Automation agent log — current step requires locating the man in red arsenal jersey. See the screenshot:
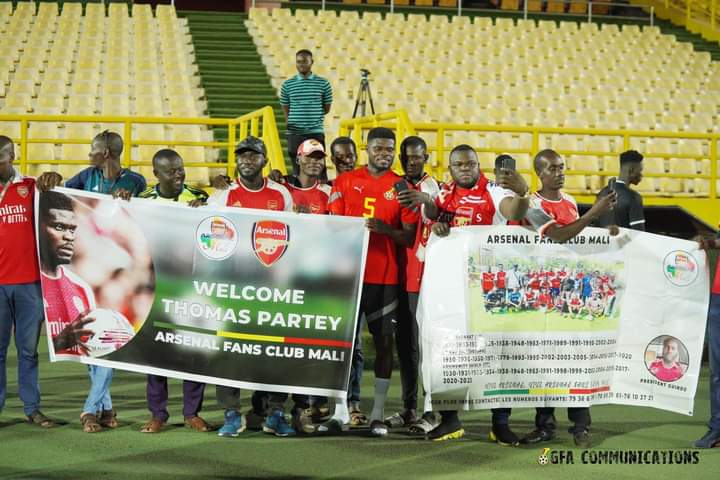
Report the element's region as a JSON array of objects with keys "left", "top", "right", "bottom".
[
  {"left": 324, "top": 127, "right": 418, "bottom": 437},
  {"left": 0, "top": 135, "right": 55, "bottom": 428},
  {"left": 281, "top": 139, "right": 331, "bottom": 214},
  {"left": 209, "top": 136, "right": 304, "bottom": 438},
  {"left": 388, "top": 136, "right": 441, "bottom": 433},
  {"left": 525, "top": 150, "right": 617, "bottom": 243},
  {"left": 481, "top": 269, "right": 495, "bottom": 293},
  {"left": 208, "top": 136, "right": 293, "bottom": 212},
  {"left": 521, "top": 149, "right": 617, "bottom": 449},
  {"left": 495, "top": 265, "right": 507, "bottom": 290},
  {"left": 400, "top": 144, "right": 529, "bottom": 445}
]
